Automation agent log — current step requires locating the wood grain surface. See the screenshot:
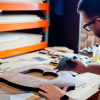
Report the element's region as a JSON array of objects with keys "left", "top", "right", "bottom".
[
  {"left": 0, "top": 64, "right": 75, "bottom": 92},
  {"left": 0, "top": 15, "right": 42, "bottom": 24}
]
